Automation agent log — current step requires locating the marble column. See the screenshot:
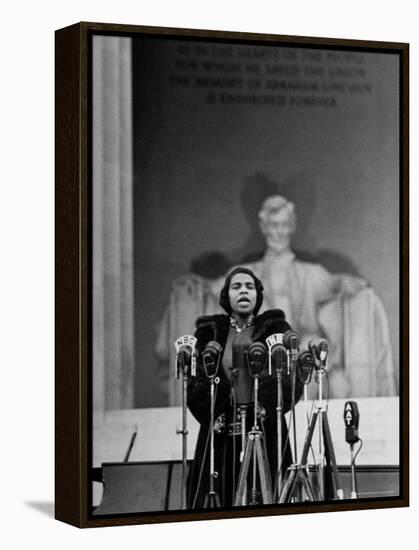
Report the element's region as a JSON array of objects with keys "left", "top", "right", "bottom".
[{"left": 92, "top": 36, "right": 134, "bottom": 415}]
